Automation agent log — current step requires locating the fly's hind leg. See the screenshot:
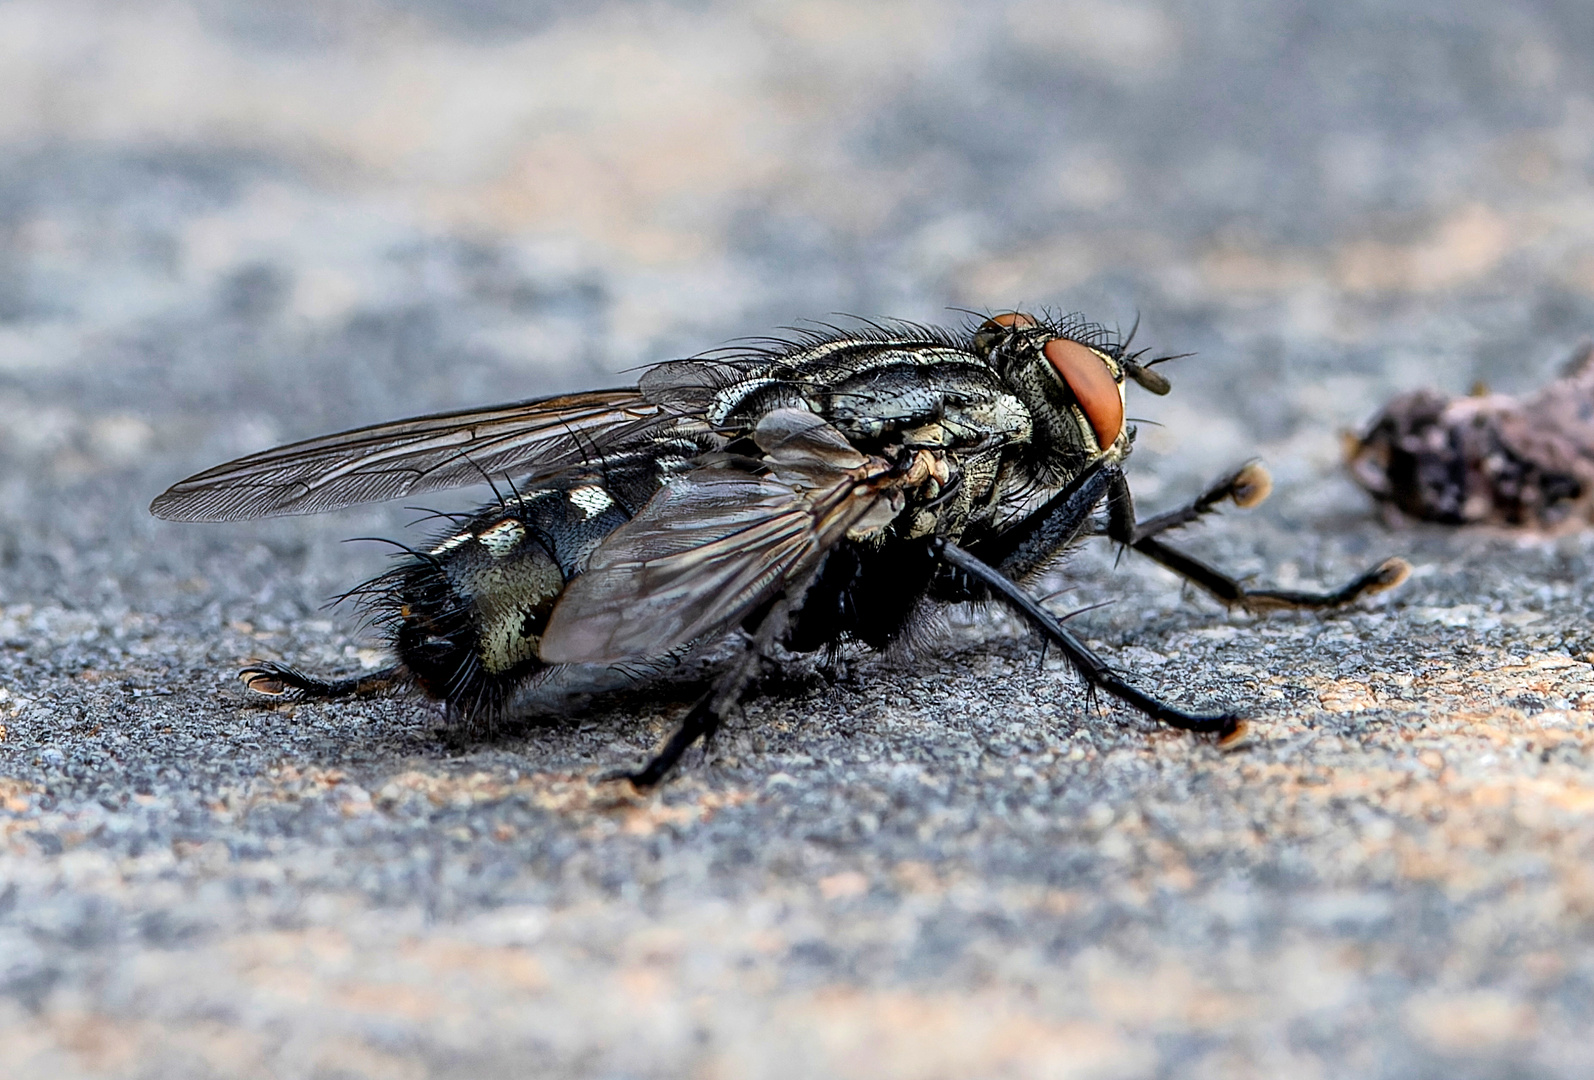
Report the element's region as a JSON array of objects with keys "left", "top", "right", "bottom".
[
  {"left": 240, "top": 660, "right": 406, "bottom": 700},
  {"left": 1106, "top": 465, "right": 1410, "bottom": 611}
]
